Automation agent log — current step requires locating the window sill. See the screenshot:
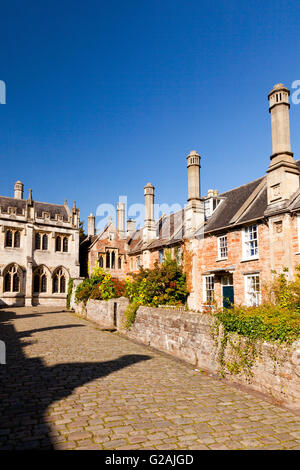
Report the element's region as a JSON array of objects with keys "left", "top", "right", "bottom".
[
  {"left": 241, "top": 257, "right": 259, "bottom": 263},
  {"left": 216, "top": 258, "right": 228, "bottom": 262},
  {"left": 295, "top": 252, "right": 300, "bottom": 255}
]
